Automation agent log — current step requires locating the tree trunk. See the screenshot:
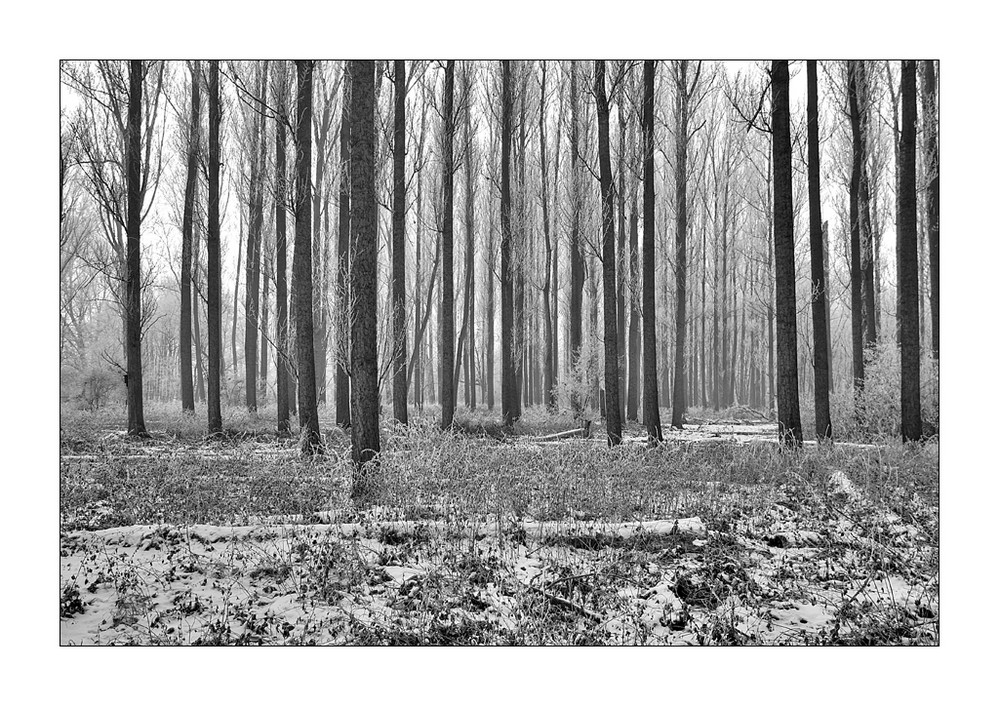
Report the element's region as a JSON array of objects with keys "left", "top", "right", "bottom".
[
  {"left": 501, "top": 61, "right": 517, "bottom": 427},
  {"left": 336, "top": 62, "right": 352, "bottom": 428},
  {"left": 671, "top": 62, "right": 689, "bottom": 430},
  {"left": 923, "top": 61, "right": 939, "bottom": 361},
  {"left": 595, "top": 61, "right": 622, "bottom": 446},
  {"left": 641, "top": 61, "right": 662, "bottom": 442},
  {"left": 179, "top": 61, "right": 200, "bottom": 413},
  {"left": 462, "top": 67, "right": 477, "bottom": 411},
  {"left": 898, "top": 61, "right": 923, "bottom": 442},
  {"left": 540, "top": 61, "right": 555, "bottom": 410},
  {"left": 807, "top": 61, "right": 833, "bottom": 440},
  {"left": 847, "top": 61, "right": 867, "bottom": 395},
  {"left": 770, "top": 60, "right": 803, "bottom": 446},
  {"left": 125, "top": 60, "right": 147, "bottom": 436},
  {"left": 568, "top": 62, "right": 585, "bottom": 415},
  {"left": 627, "top": 199, "right": 640, "bottom": 421},
  {"left": 391, "top": 60, "right": 408, "bottom": 423},
  {"left": 293, "top": 61, "right": 323, "bottom": 455},
  {"left": 275, "top": 62, "right": 290, "bottom": 433},
  {"left": 440, "top": 61, "right": 456, "bottom": 429},
  {"left": 348, "top": 60, "right": 381, "bottom": 492},
  {"left": 207, "top": 61, "right": 223, "bottom": 434}
]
